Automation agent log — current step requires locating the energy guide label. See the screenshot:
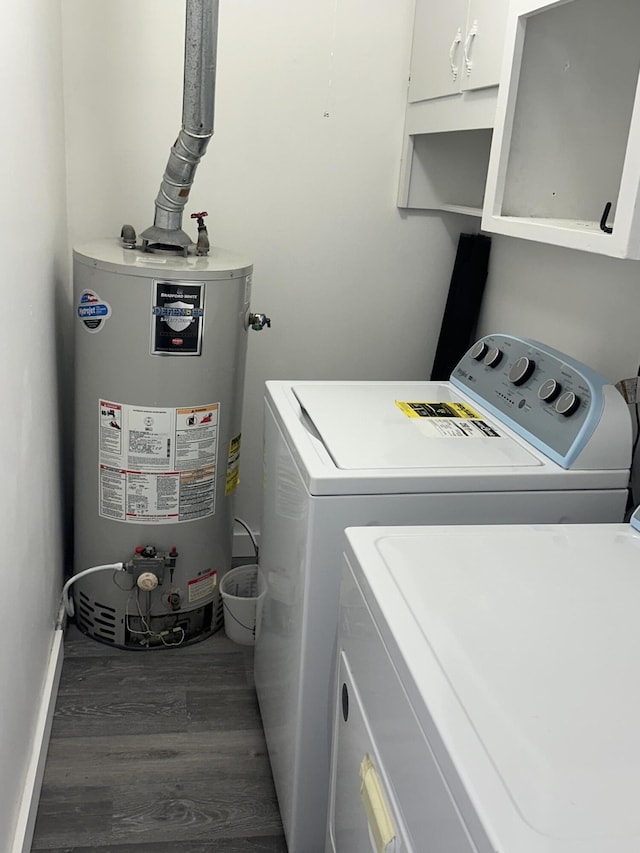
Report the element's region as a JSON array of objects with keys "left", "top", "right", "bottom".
[
  {"left": 98, "top": 399, "right": 220, "bottom": 523},
  {"left": 395, "top": 401, "right": 500, "bottom": 438}
]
